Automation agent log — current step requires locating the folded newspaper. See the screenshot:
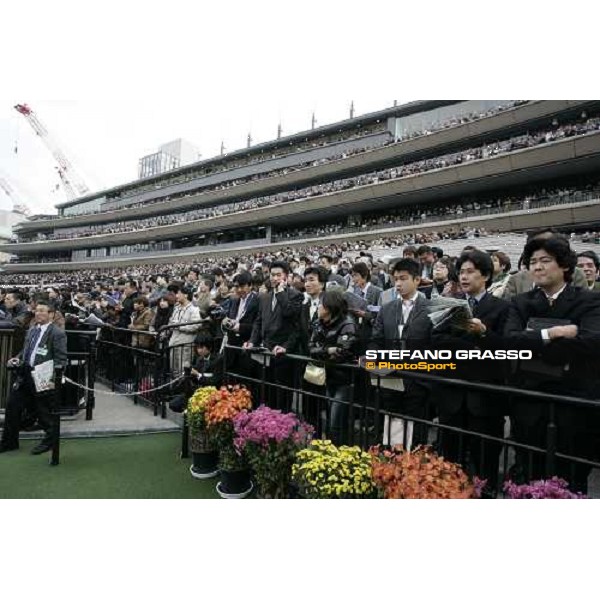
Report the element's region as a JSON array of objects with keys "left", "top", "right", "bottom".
[
  {"left": 426, "top": 297, "right": 473, "bottom": 332},
  {"left": 32, "top": 359, "right": 55, "bottom": 393}
]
